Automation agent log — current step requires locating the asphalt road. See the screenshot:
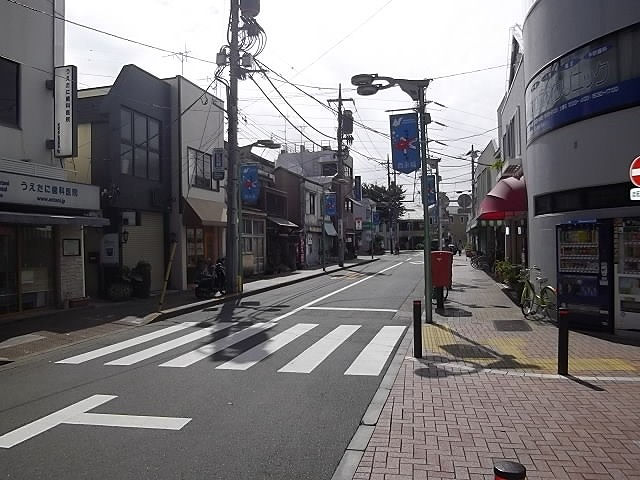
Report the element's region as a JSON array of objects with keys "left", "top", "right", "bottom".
[{"left": 0, "top": 253, "right": 426, "bottom": 480}]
